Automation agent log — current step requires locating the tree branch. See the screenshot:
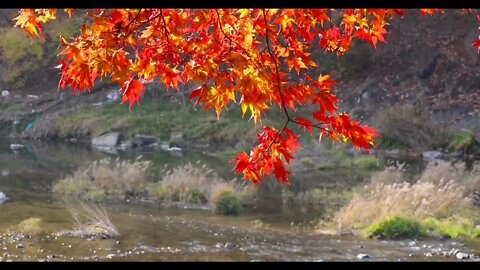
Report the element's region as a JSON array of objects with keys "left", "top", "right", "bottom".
[{"left": 262, "top": 9, "right": 292, "bottom": 121}]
